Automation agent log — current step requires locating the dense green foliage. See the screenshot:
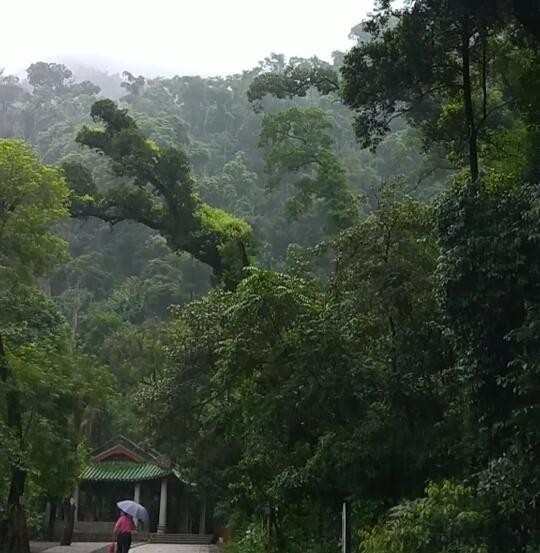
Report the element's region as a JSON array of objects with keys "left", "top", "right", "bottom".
[
  {"left": 69, "top": 99, "right": 252, "bottom": 288},
  {"left": 0, "top": 140, "right": 109, "bottom": 550},
  {"left": 3, "top": 1, "right": 540, "bottom": 552}
]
